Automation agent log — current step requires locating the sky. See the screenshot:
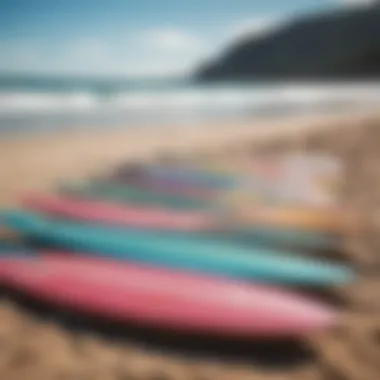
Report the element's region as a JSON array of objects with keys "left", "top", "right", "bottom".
[{"left": 0, "top": 0, "right": 376, "bottom": 77}]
